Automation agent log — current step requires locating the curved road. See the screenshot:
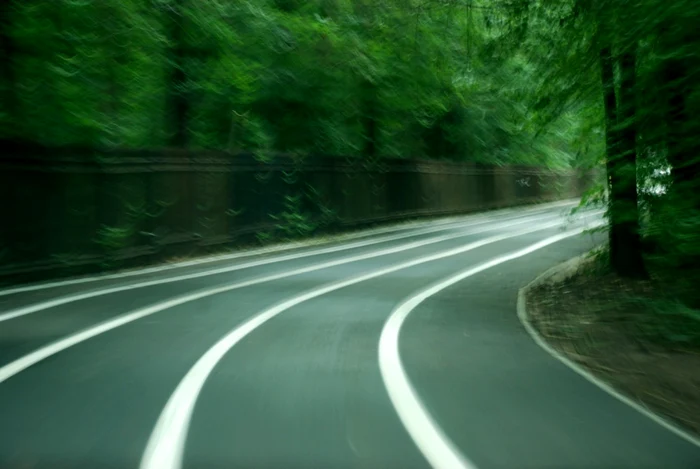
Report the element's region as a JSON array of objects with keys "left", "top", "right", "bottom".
[{"left": 0, "top": 201, "right": 698, "bottom": 469}]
